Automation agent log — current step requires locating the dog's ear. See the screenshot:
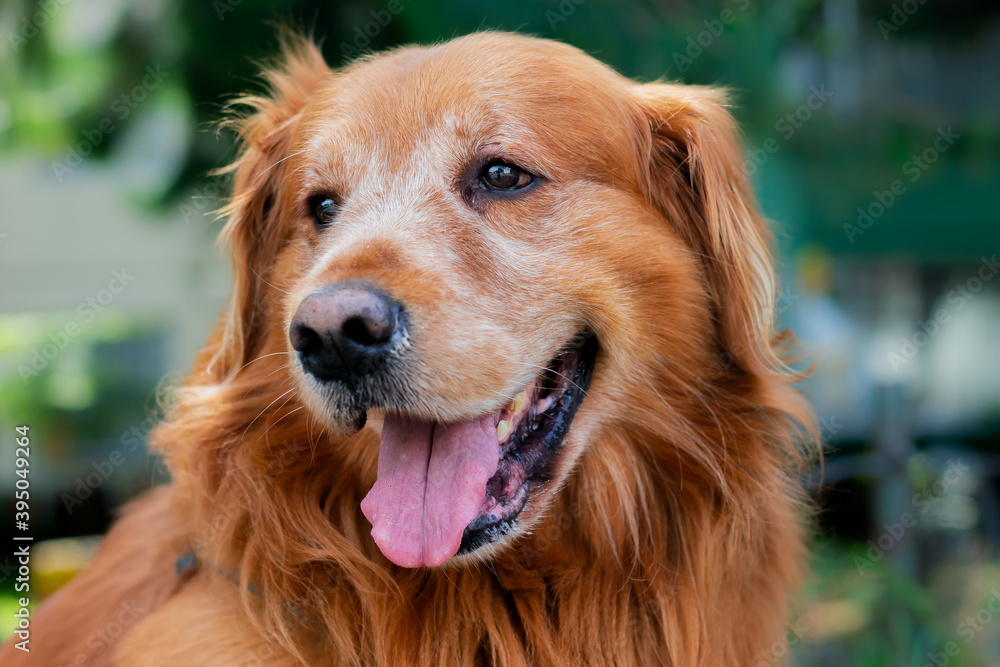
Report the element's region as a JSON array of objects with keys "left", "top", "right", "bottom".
[
  {"left": 632, "top": 83, "right": 779, "bottom": 372},
  {"left": 210, "top": 35, "right": 332, "bottom": 379}
]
